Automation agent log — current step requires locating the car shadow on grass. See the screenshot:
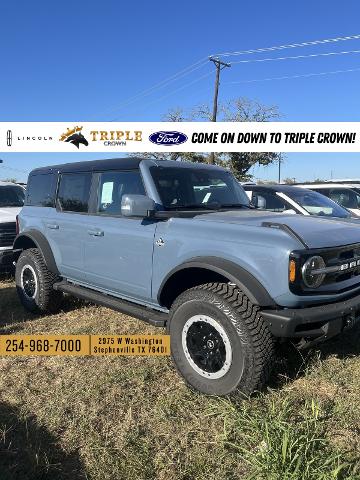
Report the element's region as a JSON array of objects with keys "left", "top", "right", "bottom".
[
  {"left": 0, "top": 283, "right": 87, "bottom": 332},
  {"left": 0, "top": 401, "right": 87, "bottom": 480},
  {"left": 270, "top": 323, "right": 360, "bottom": 389}
]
